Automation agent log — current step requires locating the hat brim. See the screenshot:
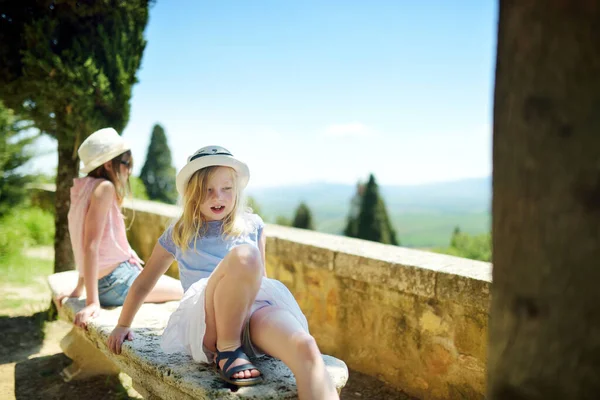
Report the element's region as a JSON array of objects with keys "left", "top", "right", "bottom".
[
  {"left": 176, "top": 155, "right": 250, "bottom": 195},
  {"left": 80, "top": 143, "right": 131, "bottom": 174}
]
